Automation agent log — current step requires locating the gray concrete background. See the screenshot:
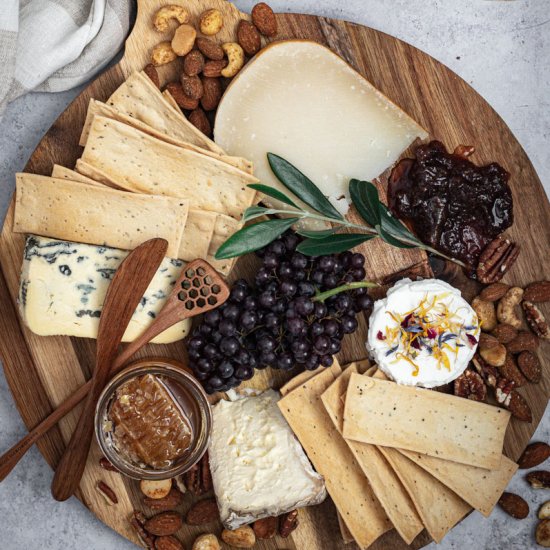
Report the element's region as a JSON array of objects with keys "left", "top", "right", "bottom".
[{"left": 0, "top": 1, "right": 548, "bottom": 548}]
